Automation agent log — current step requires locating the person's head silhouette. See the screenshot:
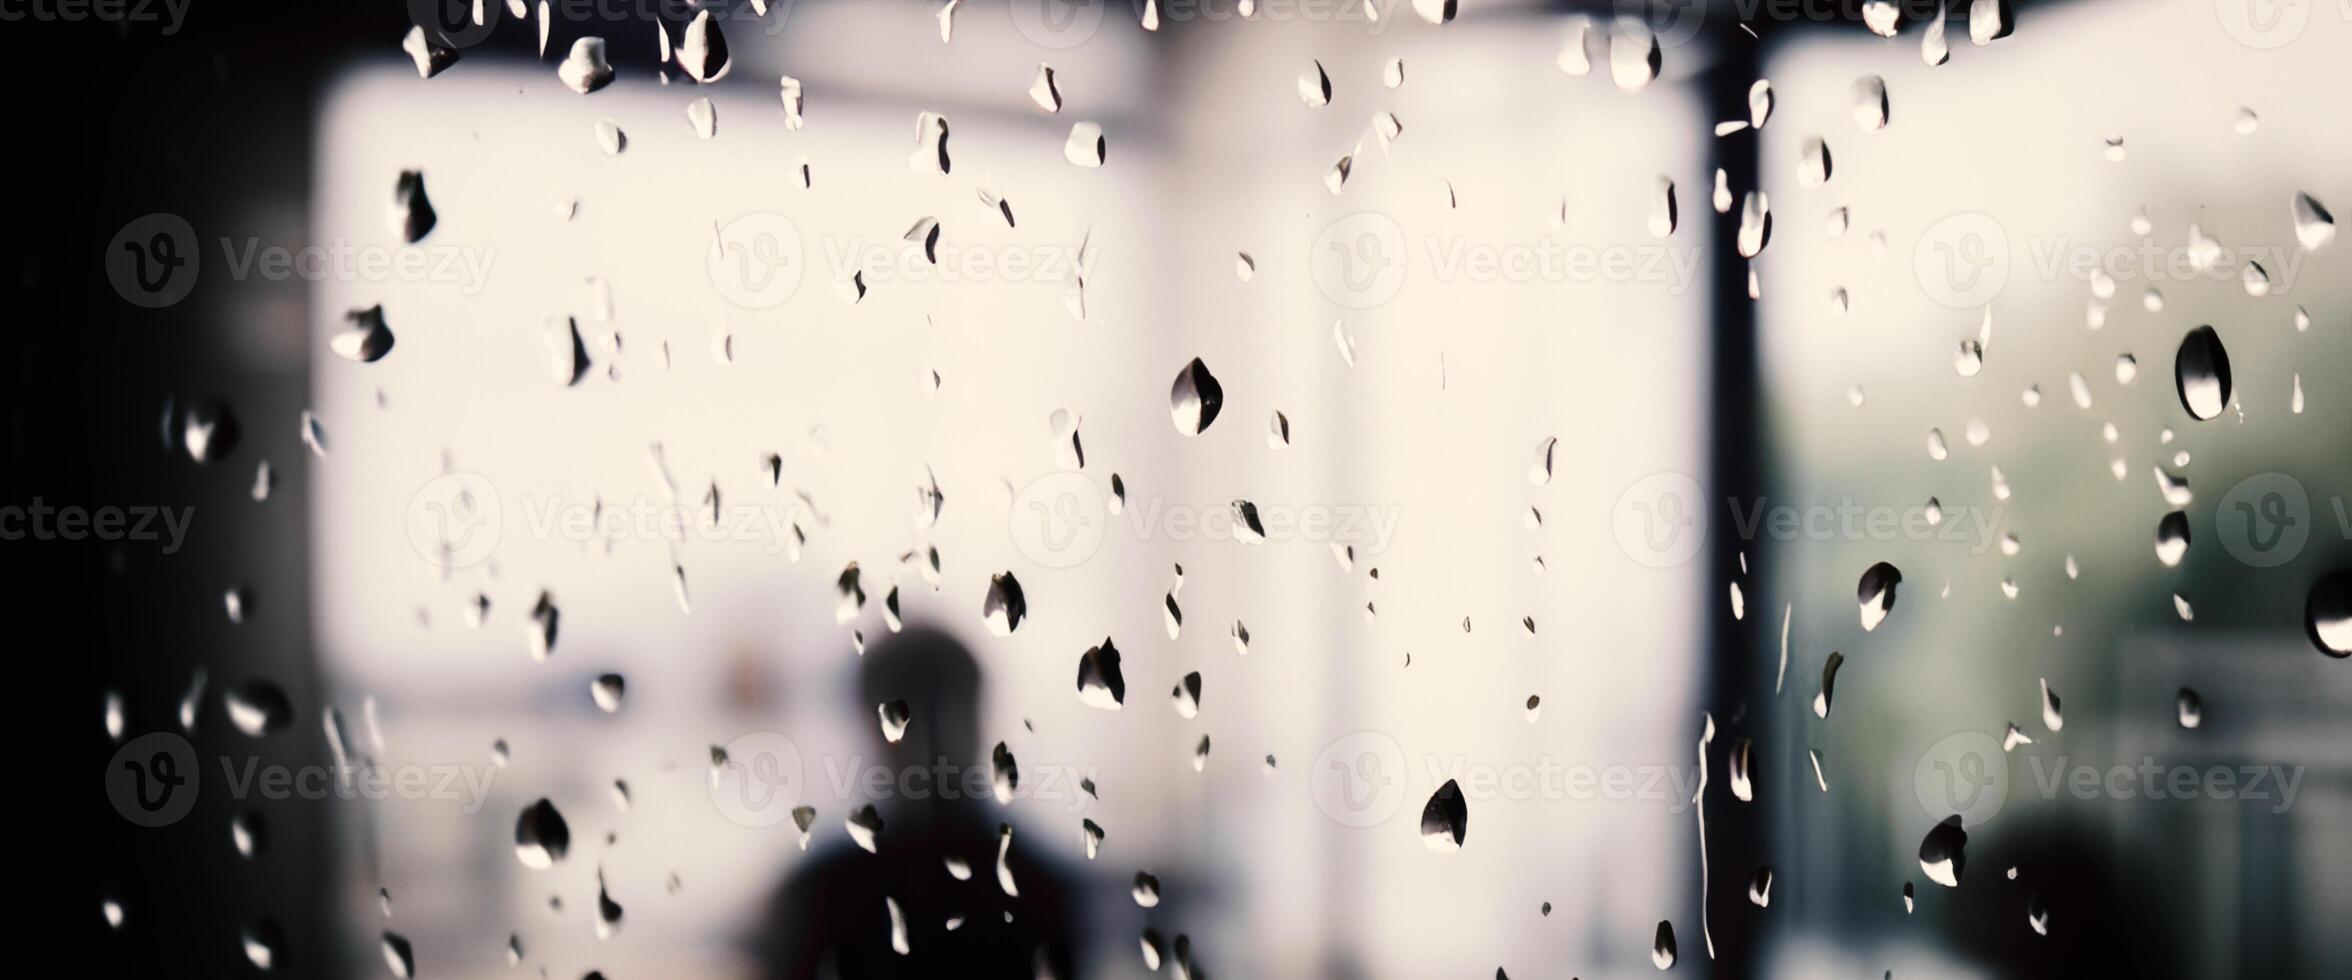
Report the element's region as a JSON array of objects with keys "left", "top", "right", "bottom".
[
  {"left": 759, "top": 625, "right": 1078, "bottom": 980},
  {"left": 857, "top": 625, "right": 982, "bottom": 776}
]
